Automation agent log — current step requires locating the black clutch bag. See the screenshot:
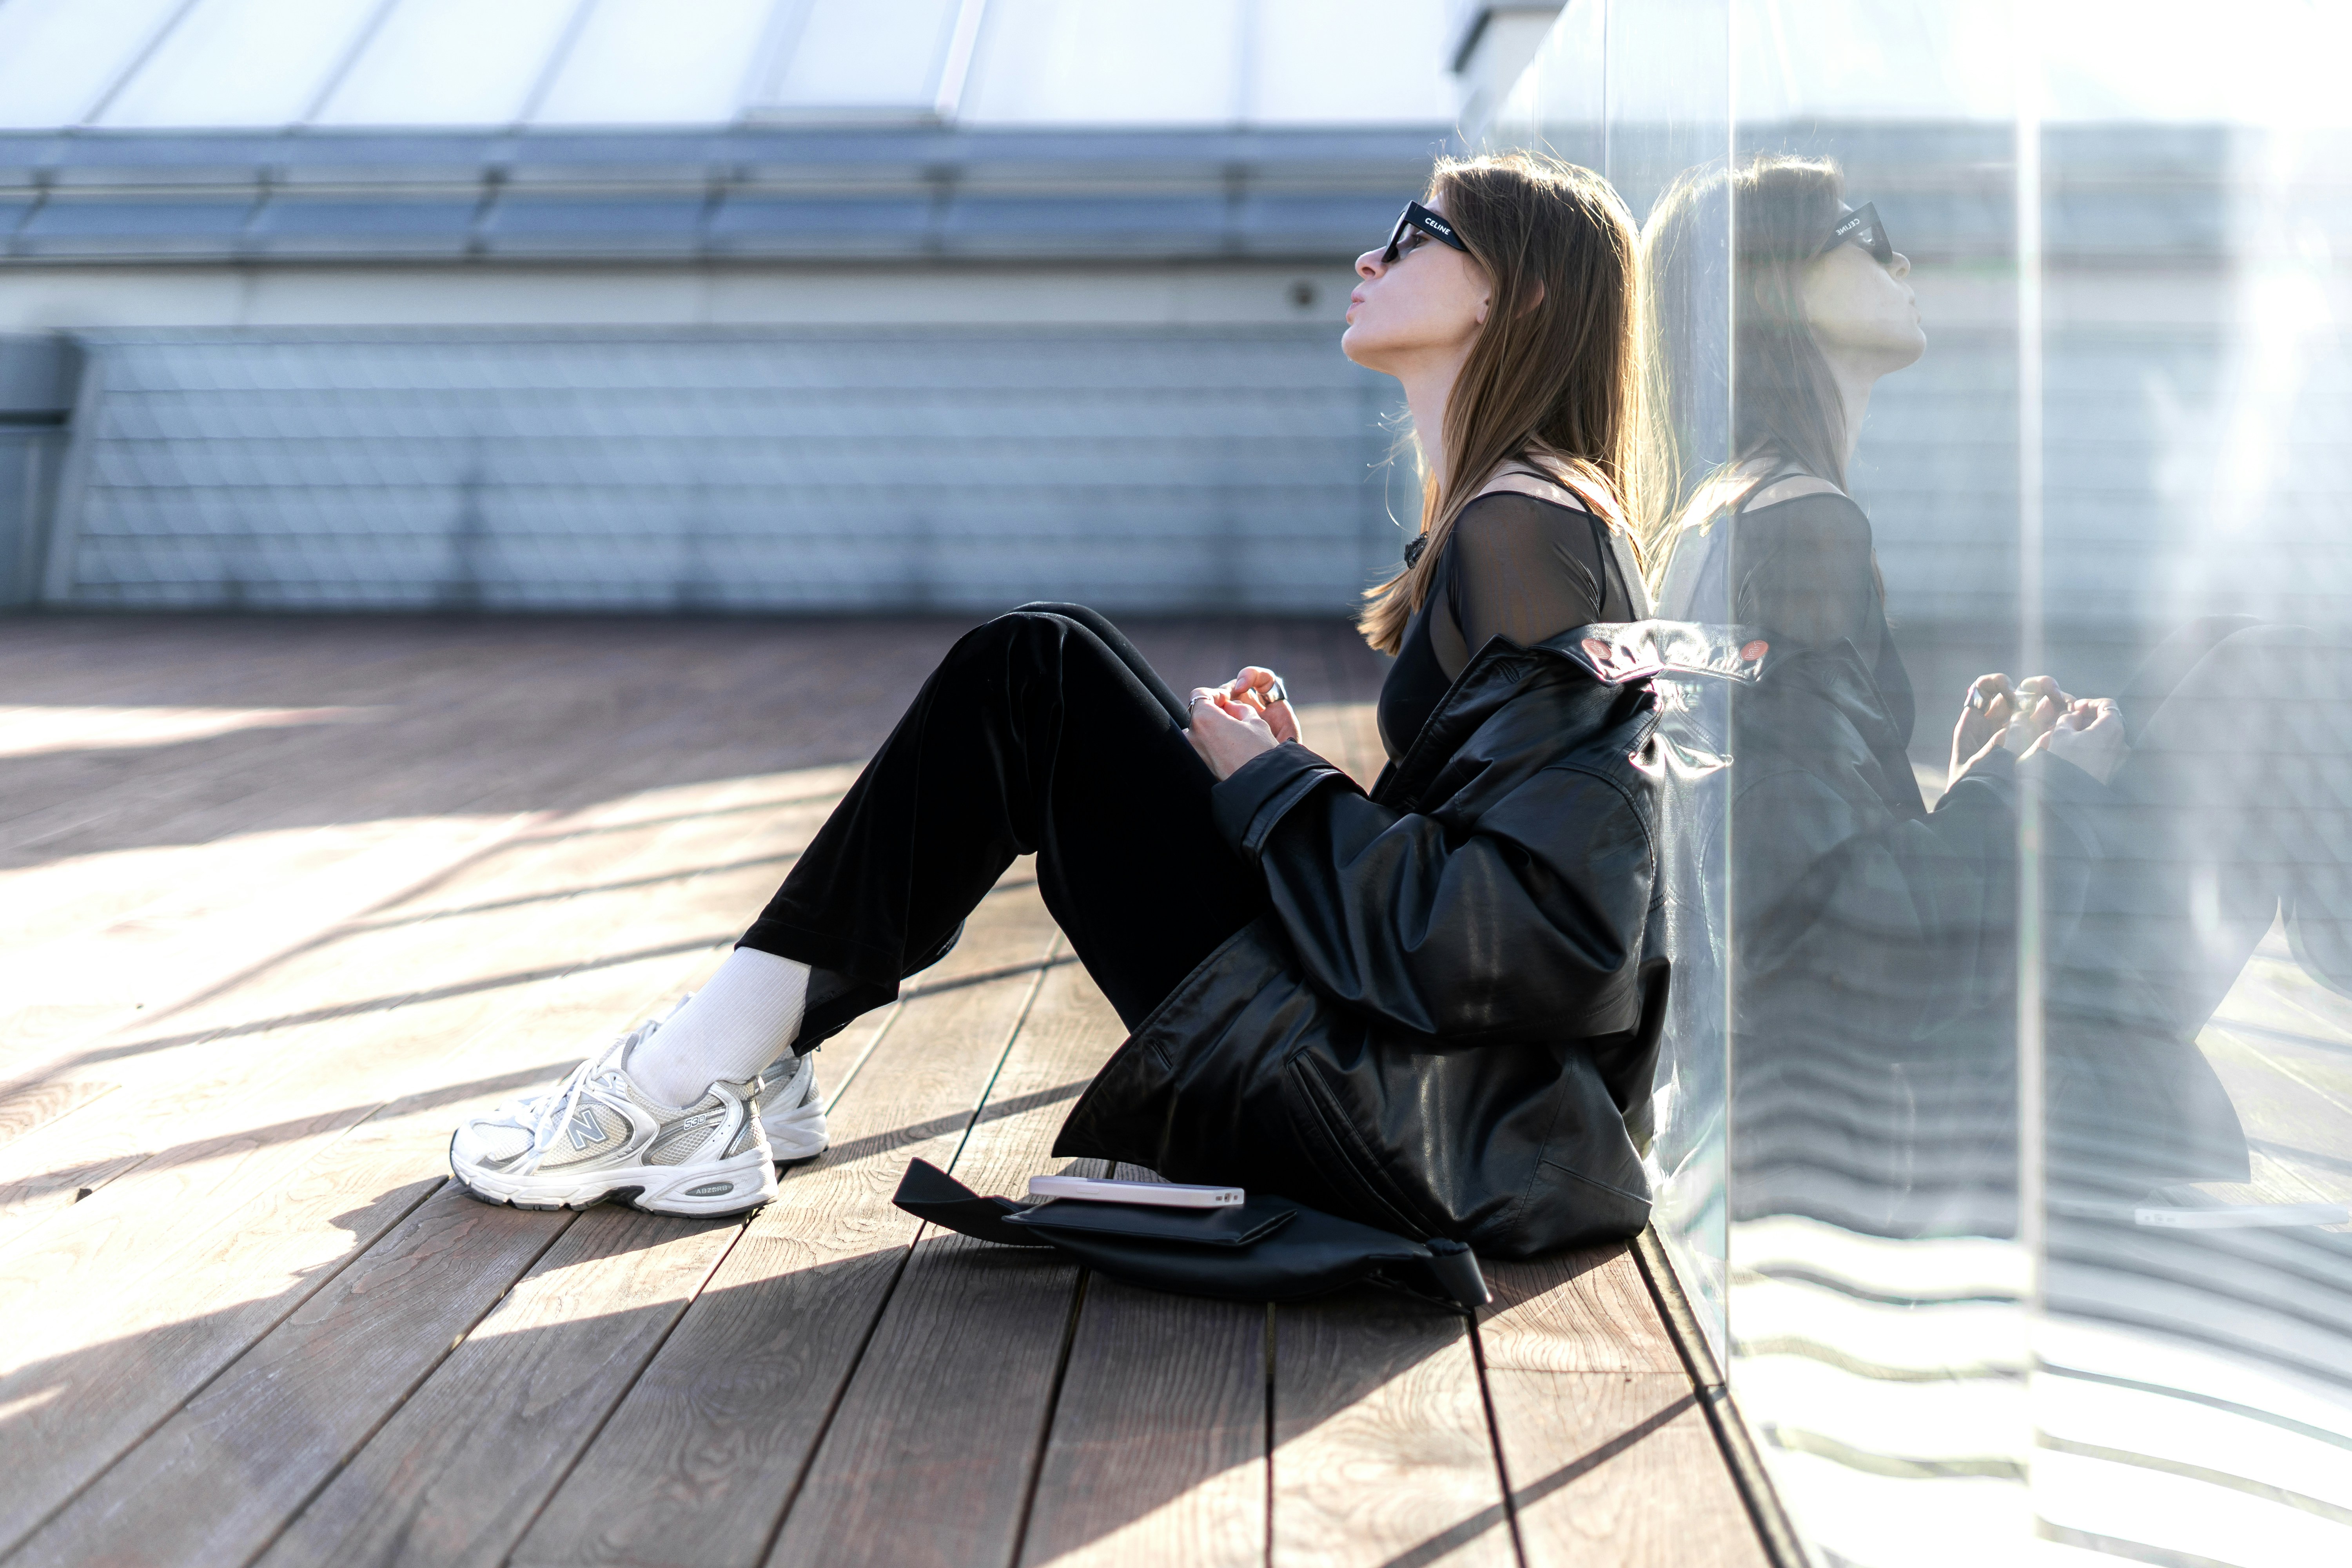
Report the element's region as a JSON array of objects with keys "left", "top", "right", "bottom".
[{"left": 891, "top": 1159, "right": 1490, "bottom": 1310}]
